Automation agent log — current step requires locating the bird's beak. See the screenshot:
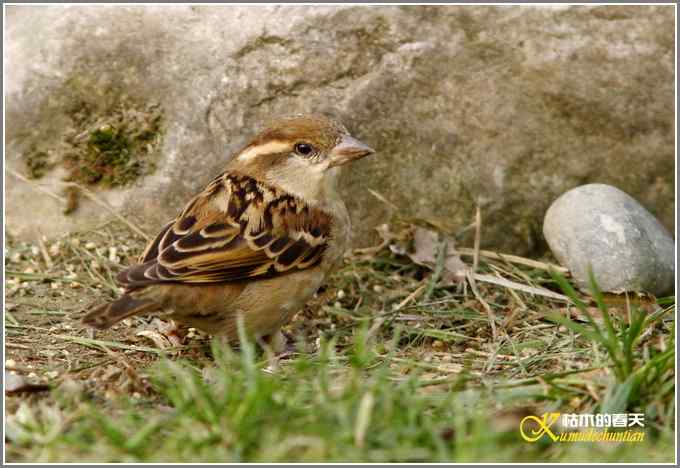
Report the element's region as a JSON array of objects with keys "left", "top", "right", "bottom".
[{"left": 328, "top": 134, "right": 375, "bottom": 168}]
